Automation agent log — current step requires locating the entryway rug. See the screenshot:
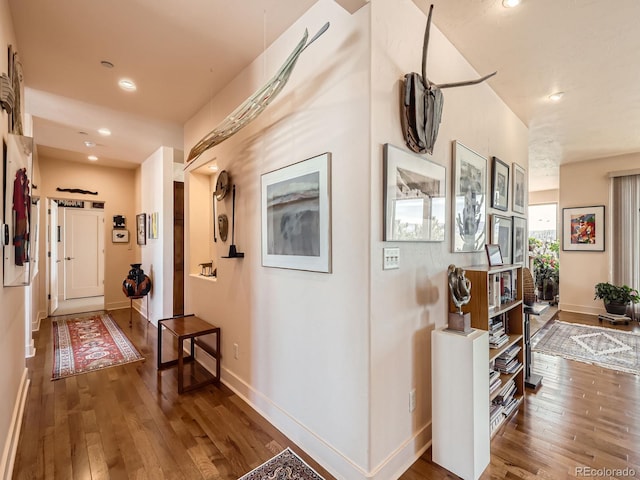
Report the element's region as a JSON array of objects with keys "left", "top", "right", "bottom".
[
  {"left": 533, "top": 320, "right": 640, "bottom": 375},
  {"left": 238, "top": 448, "right": 325, "bottom": 480},
  {"left": 52, "top": 313, "right": 143, "bottom": 380}
]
